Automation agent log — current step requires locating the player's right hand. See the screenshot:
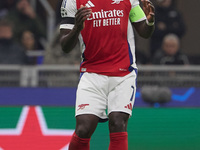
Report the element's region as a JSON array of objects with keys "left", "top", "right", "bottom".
[{"left": 74, "top": 5, "right": 92, "bottom": 32}]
